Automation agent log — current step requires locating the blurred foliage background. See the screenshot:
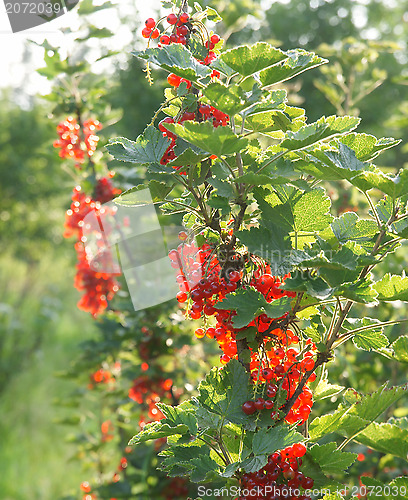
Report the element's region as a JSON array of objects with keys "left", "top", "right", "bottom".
[{"left": 1, "top": 0, "right": 407, "bottom": 498}]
